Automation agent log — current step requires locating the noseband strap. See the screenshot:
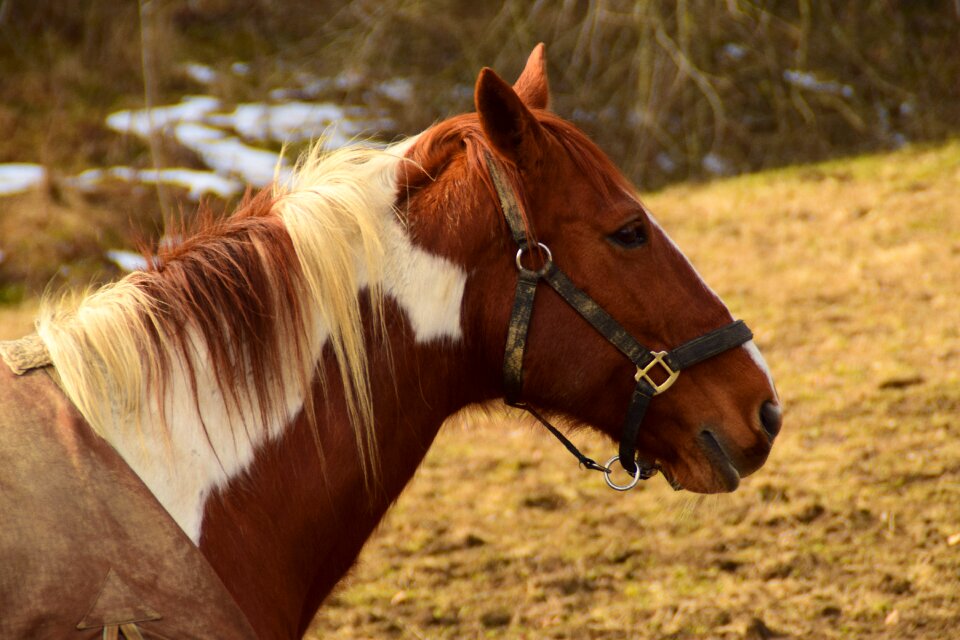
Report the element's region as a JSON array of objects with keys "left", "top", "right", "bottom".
[{"left": 485, "top": 151, "right": 754, "bottom": 480}]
